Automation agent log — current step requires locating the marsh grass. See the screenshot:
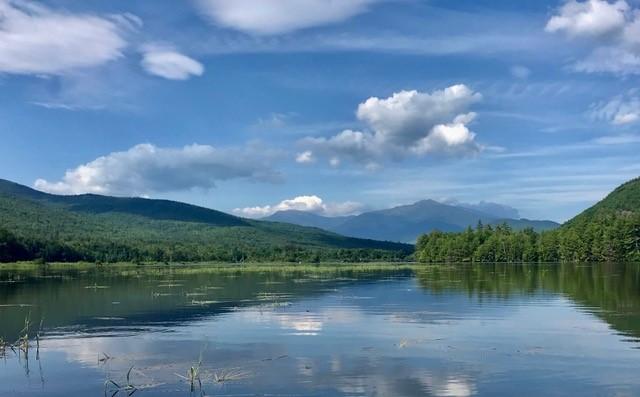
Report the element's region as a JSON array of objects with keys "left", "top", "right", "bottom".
[
  {"left": 104, "top": 366, "right": 138, "bottom": 397},
  {"left": 0, "top": 337, "right": 9, "bottom": 358},
  {"left": 175, "top": 348, "right": 205, "bottom": 393},
  {"left": 98, "top": 352, "right": 112, "bottom": 364},
  {"left": 16, "top": 313, "right": 32, "bottom": 355},
  {"left": 212, "top": 368, "right": 252, "bottom": 384},
  {"left": 0, "top": 261, "right": 418, "bottom": 276}
]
